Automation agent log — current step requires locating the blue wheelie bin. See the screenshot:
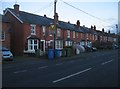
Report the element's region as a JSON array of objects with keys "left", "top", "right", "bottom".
[
  {"left": 48, "top": 49, "right": 54, "bottom": 60},
  {"left": 55, "top": 49, "right": 60, "bottom": 58}
]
